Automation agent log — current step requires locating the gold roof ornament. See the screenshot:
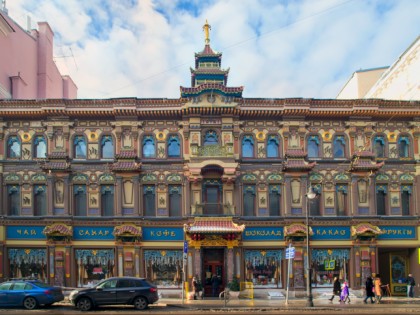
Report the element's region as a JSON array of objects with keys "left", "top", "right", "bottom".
[{"left": 203, "top": 19, "right": 211, "bottom": 45}]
